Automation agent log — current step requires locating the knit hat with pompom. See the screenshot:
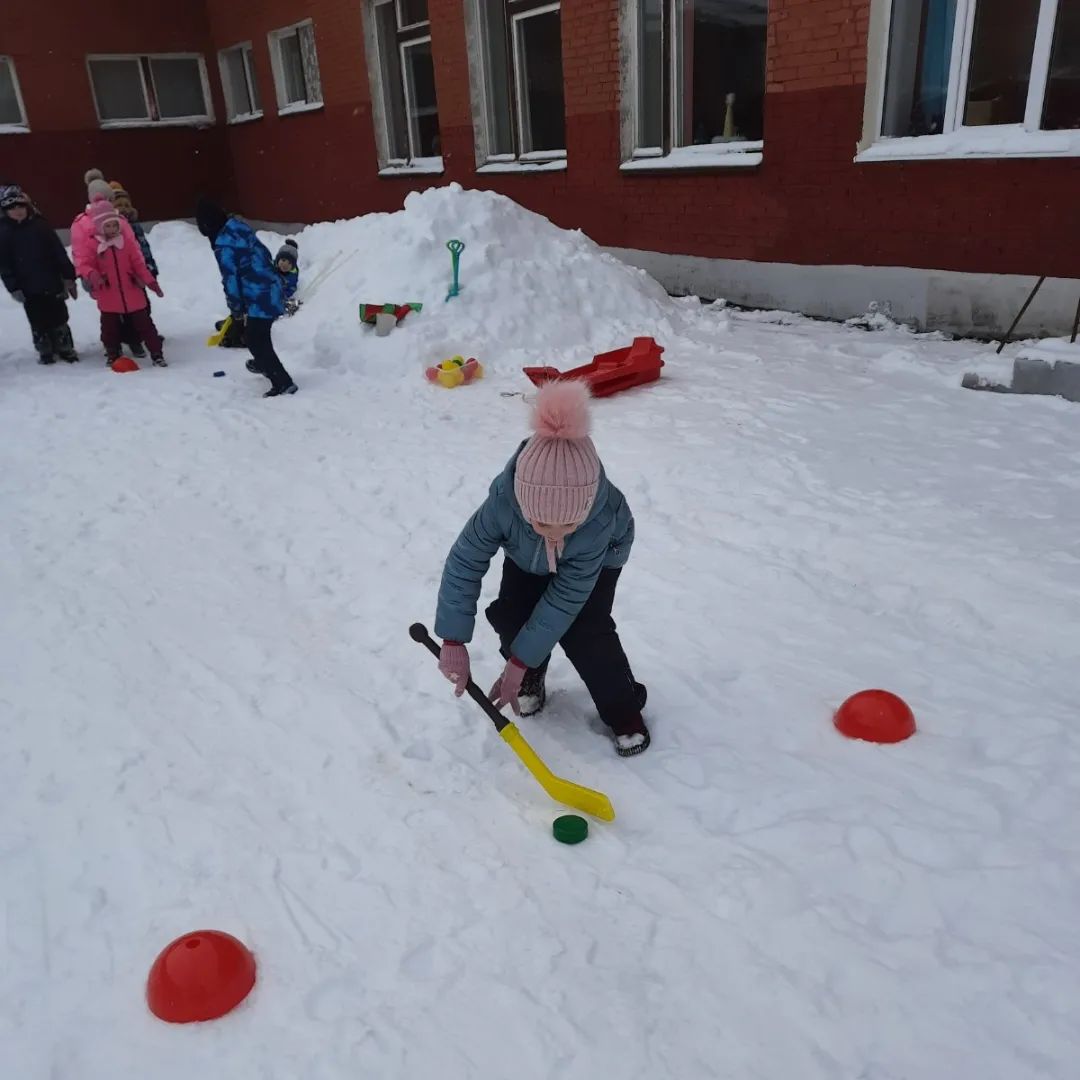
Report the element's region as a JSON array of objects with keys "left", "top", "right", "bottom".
[
  {"left": 89, "top": 192, "right": 121, "bottom": 237},
  {"left": 514, "top": 381, "right": 601, "bottom": 571},
  {"left": 85, "top": 168, "right": 114, "bottom": 204}
]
